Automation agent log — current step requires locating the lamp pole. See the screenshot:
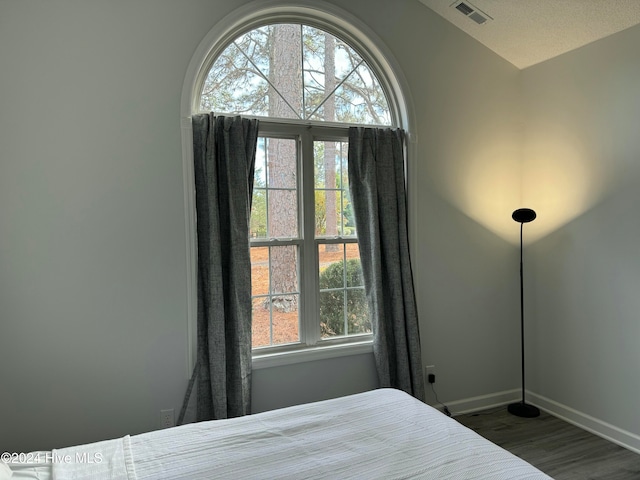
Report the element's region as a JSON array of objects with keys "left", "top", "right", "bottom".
[{"left": 508, "top": 208, "right": 540, "bottom": 418}]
